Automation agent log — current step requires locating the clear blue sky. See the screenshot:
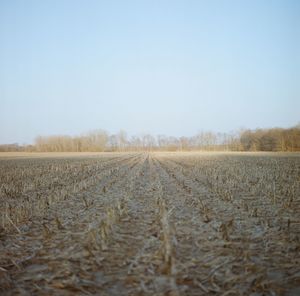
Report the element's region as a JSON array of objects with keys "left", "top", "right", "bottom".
[{"left": 0, "top": 0, "right": 299, "bottom": 144}]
